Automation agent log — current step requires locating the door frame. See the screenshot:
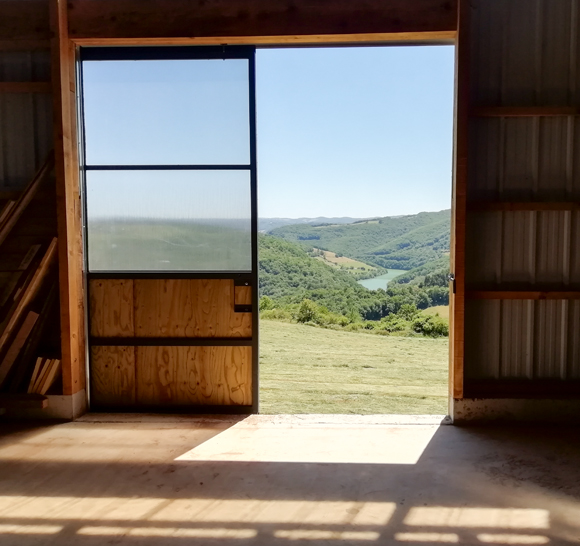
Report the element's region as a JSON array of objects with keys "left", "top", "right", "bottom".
[{"left": 51, "top": 0, "right": 464, "bottom": 414}]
